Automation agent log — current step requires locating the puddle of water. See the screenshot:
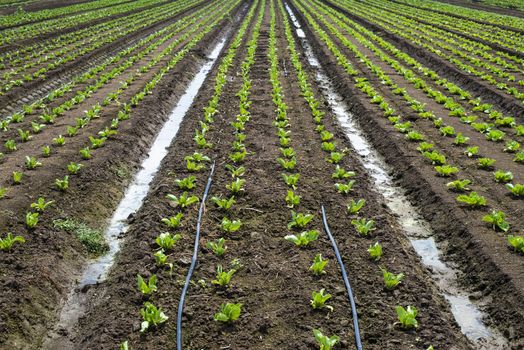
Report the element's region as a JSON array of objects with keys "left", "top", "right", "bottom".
[
  {"left": 285, "top": 3, "right": 508, "bottom": 348},
  {"left": 43, "top": 35, "right": 229, "bottom": 349}
]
